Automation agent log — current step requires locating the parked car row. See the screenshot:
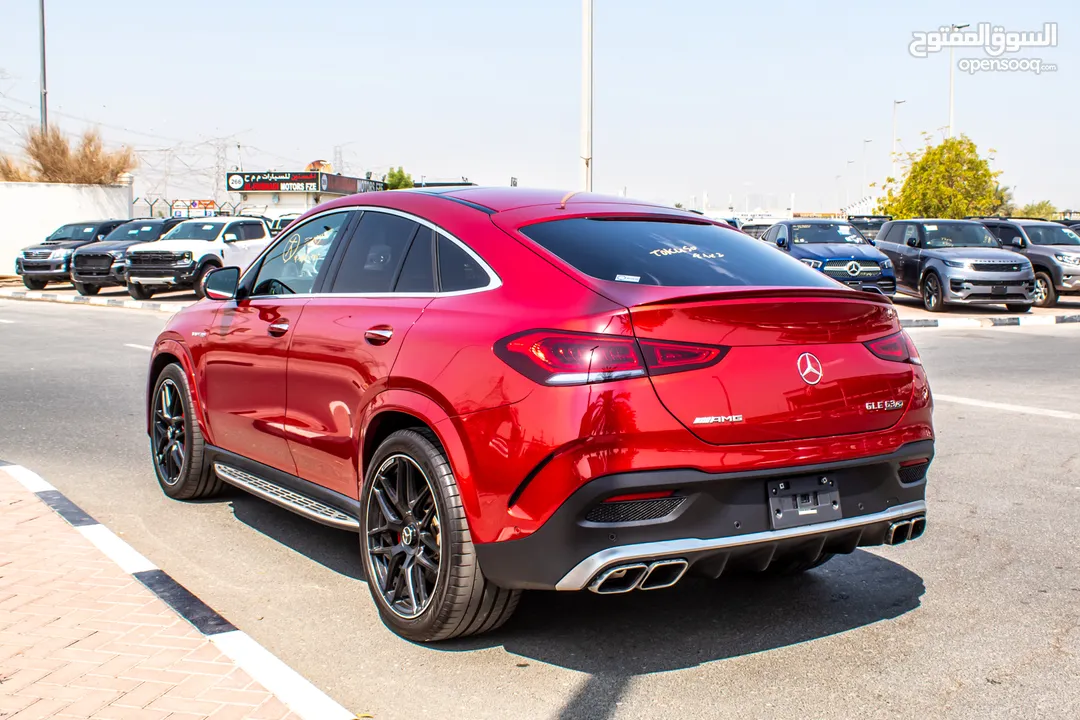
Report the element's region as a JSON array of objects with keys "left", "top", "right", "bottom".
[
  {"left": 15, "top": 216, "right": 274, "bottom": 299},
  {"left": 750, "top": 215, "right": 1080, "bottom": 311}
]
